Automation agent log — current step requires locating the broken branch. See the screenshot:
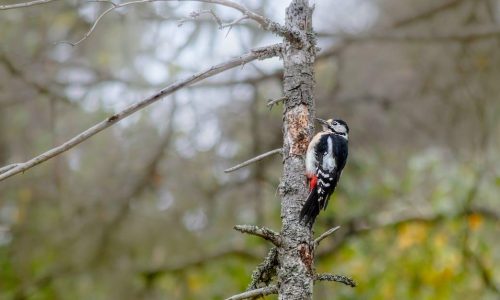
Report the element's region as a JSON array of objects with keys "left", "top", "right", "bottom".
[
  {"left": 315, "top": 273, "right": 356, "bottom": 288},
  {"left": 267, "top": 96, "right": 286, "bottom": 110},
  {"left": 314, "top": 226, "right": 340, "bottom": 247},
  {"left": 225, "top": 285, "right": 278, "bottom": 300},
  {"left": 234, "top": 225, "right": 281, "bottom": 247}
]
